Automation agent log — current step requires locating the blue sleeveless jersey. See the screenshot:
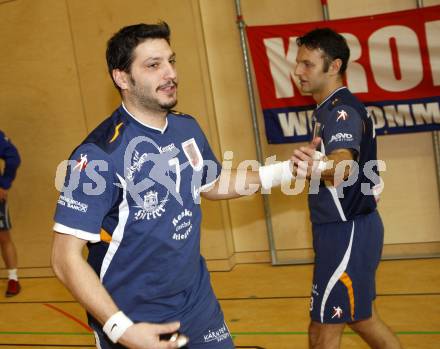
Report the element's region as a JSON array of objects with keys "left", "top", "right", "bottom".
[
  {"left": 53, "top": 105, "right": 221, "bottom": 325},
  {"left": 308, "top": 87, "right": 379, "bottom": 224}
]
